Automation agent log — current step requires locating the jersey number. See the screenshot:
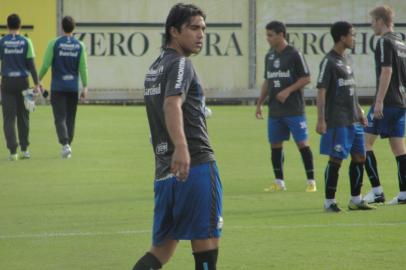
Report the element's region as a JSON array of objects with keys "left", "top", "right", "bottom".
[{"left": 273, "top": 80, "right": 281, "bottom": 88}]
